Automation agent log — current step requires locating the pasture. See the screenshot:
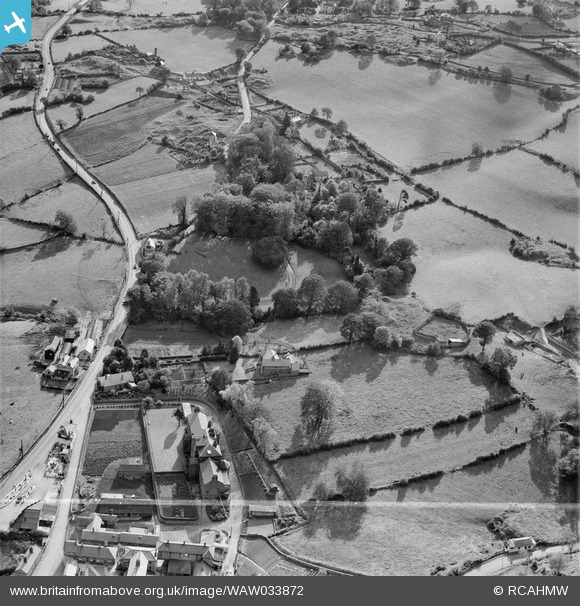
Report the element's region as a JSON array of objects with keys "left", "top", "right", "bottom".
[
  {"left": 31, "top": 16, "right": 60, "bottom": 40},
  {"left": 0, "top": 89, "right": 35, "bottom": 113},
  {"left": 168, "top": 233, "right": 346, "bottom": 306},
  {"left": 1, "top": 179, "right": 121, "bottom": 242},
  {"left": 112, "top": 163, "right": 222, "bottom": 233},
  {"left": 526, "top": 110, "right": 580, "bottom": 169},
  {"left": 51, "top": 34, "right": 114, "bottom": 63},
  {"left": 104, "top": 26, "right": 251, "bottom": 73},
  {"left": 101, "top": 0, "right": 208, "bottom": 13},
  {"left": 0, "top": 238, "right": 125, "bottom": 315},
  {"left": 254, "top": 345, "right": 513, "bottom": 457},
  {"left": 251, "top": 44, "right": 576, "bottom": 169},
  {"left": 0, "top": 113, "right": 71, "bottom": 207},
  {"left": 376, "top": 202, "right": 578, "bottom": 325},
  {"left": 48, "top": 75, "right": 158, "bottom": 126},
  {"left": 422, "top": 149, "right": 579, "bottom": 245},
  {"left": 0, "top": 321, "right": 62, "bottom": 476},
  {"left": 0, "top": 219, "right": 56, "bottom": 249},
  {"left": 482, "top": 14, "right": 567, "bottom": 37},
  {"left": 460, "top": 44, "right": 576, "bottom": 84},
  {"left": 63, "top": 94, "right": 183, "bottom": 166}
]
